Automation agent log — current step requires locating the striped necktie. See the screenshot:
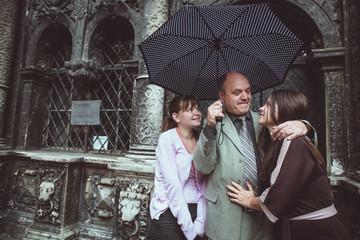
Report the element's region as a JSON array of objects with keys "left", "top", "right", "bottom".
[{"left": 238, "top": 116, "right": 258, "bottom": 195}]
